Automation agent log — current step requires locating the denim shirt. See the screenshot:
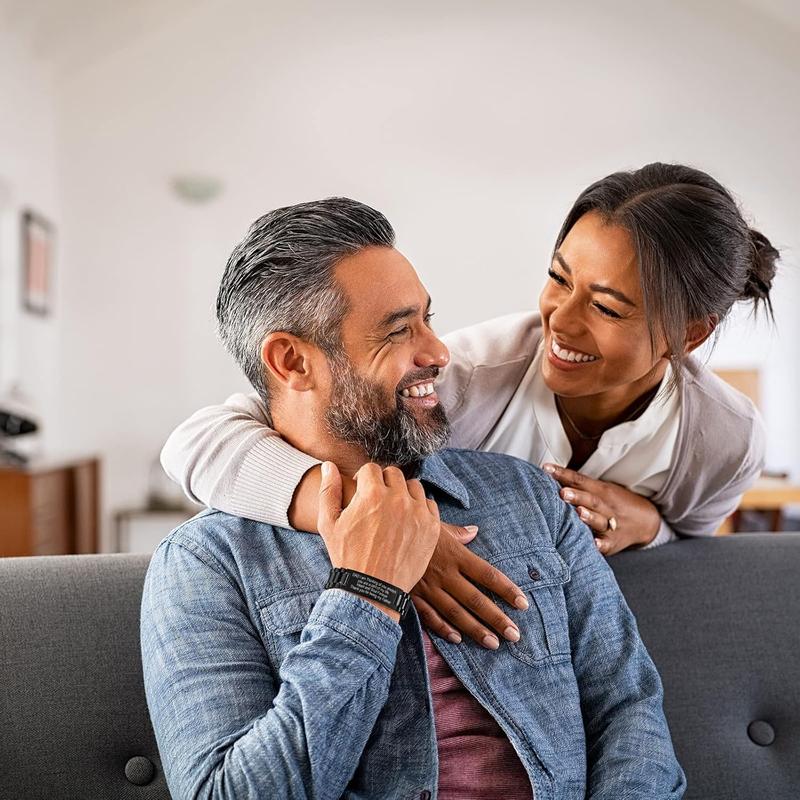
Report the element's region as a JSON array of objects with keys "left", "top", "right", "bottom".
[{"left": 141, "top": 449, "right": 686, "bottom": 800}]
